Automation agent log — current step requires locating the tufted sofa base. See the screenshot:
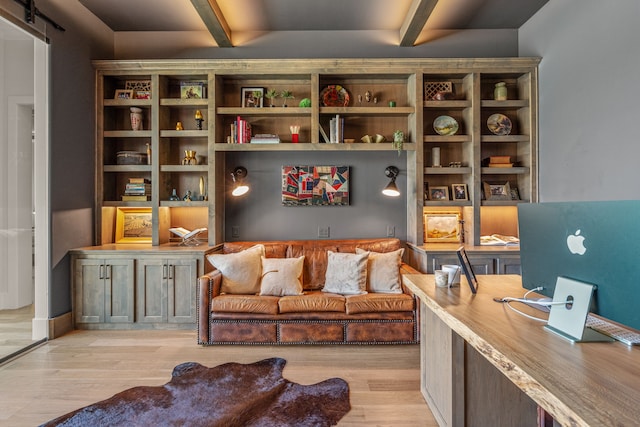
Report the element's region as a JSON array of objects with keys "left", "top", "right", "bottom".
[{"left": 197, "top": 238, "right": 420, "bottom": 345}]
